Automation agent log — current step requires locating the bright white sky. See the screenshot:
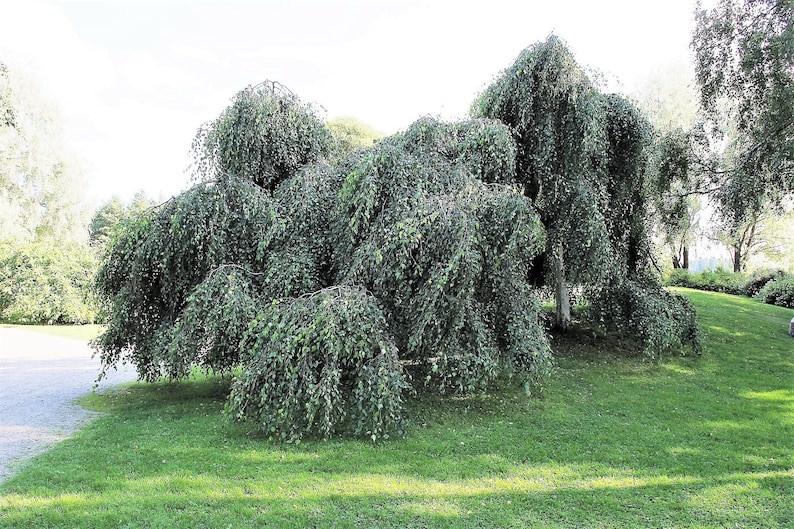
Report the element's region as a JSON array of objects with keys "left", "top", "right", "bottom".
[{"left": 0, "top": 0, "right": 699, "bottom": 204}]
